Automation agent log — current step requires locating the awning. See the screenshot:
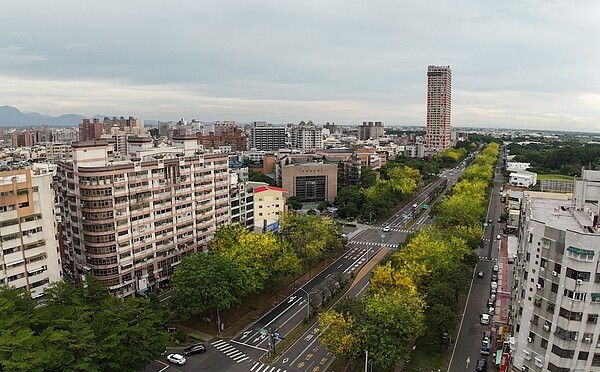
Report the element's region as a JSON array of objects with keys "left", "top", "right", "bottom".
[
  {"left": 592, "top": 293, "right": 600, "bottom": 302},
  {"left": 495, "top": 350, "right": 502, "bottom": 365},
  {"left": 567, "top": 246, "right": 595, "bottom": 256}
]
